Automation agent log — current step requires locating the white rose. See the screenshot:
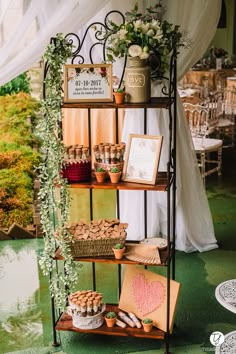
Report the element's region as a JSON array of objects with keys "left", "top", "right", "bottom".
[{"left": 128, "top": 44, "right": 143, "bottom": 57}]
